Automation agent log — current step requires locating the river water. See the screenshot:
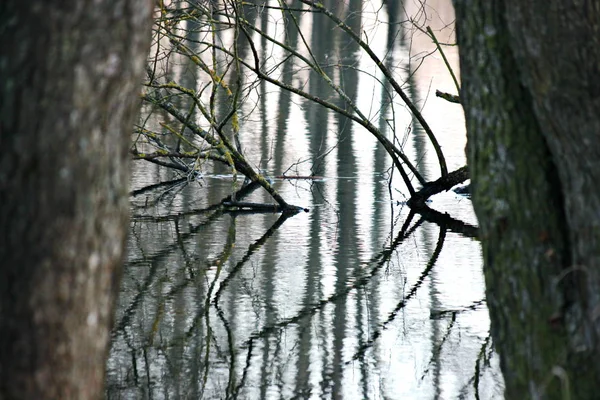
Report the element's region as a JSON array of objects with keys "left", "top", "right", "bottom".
[{"left": 106, "top": 1, "right": 504, "bottom": 398}]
